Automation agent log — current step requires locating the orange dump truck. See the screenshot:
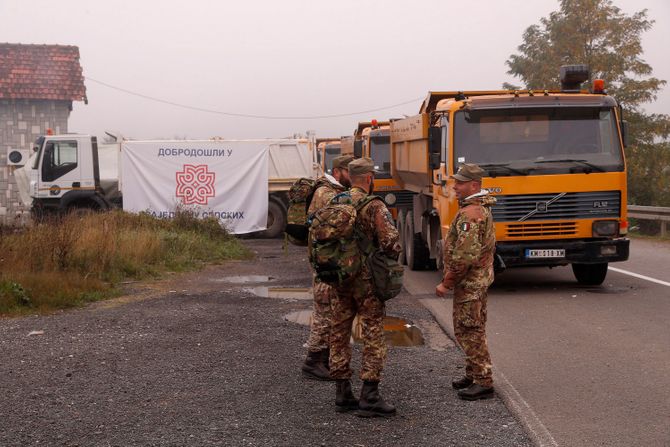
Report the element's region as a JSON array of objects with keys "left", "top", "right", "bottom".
[
  {"left": 390, "top": 65, "right": 630, "bottom": 284},
  {"left": 352, "top": 120, "right": 415, "bottom": 220}
]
